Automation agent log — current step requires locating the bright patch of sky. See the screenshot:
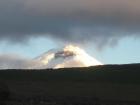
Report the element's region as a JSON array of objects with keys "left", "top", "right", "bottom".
[
  {"left": 0, "top": 37, "right": 57, "bottom": 58},
  {"left": 88, "top": 37, "right": 140, "bottom": 64},
  {"left": 0, "top": 36, "right": 139, "bottom": 64}
]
